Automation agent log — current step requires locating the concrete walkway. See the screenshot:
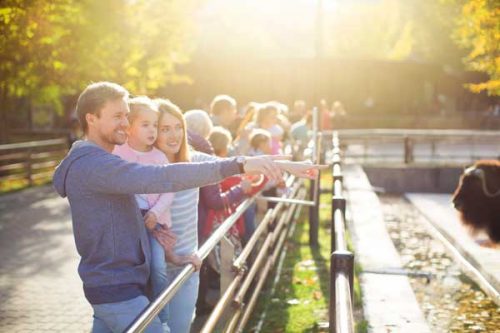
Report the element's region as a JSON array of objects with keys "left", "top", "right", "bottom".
[
  {"left": 406, "top": 193, "right": 500, "bottom": 301},
  {"left": 0, "top": 185, "right": 92, "bottom": 332},
  {"left": 343, "top": 164, "right": 431, "bottom": 333}
]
